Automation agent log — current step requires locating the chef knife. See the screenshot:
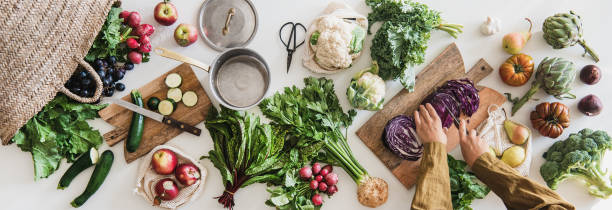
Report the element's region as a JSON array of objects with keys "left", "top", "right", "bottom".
[{"left": 103, "top": 97, "right": 201, "bottom": 136}]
